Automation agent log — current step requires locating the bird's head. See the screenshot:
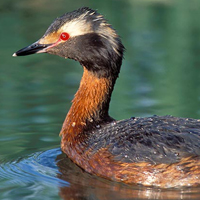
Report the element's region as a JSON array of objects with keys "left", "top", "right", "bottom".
[{"left": 13, "top": 7, "right": 124, "bottom": 78}]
